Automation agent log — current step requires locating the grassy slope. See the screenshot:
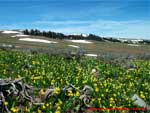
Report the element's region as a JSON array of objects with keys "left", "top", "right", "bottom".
[{"left": 0, "top": 32, "right": 150, "bottom": 56}]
